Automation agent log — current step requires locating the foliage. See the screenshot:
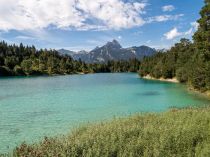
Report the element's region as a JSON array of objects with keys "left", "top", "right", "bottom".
[
  {"left": 139, "top": 1, "right": 210, "bottom": 92},
  {"left": 0, "top": 41, "right": 140, "bottom": 76},
  {"left": 191, "top": 0, "right": 210, "bottom": 91},
  {"left": 139, "top": 39, "right": 194, "bottom": 80},
  {"left": 6, "top": 107, "right": 210, "bottom": 157}
]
